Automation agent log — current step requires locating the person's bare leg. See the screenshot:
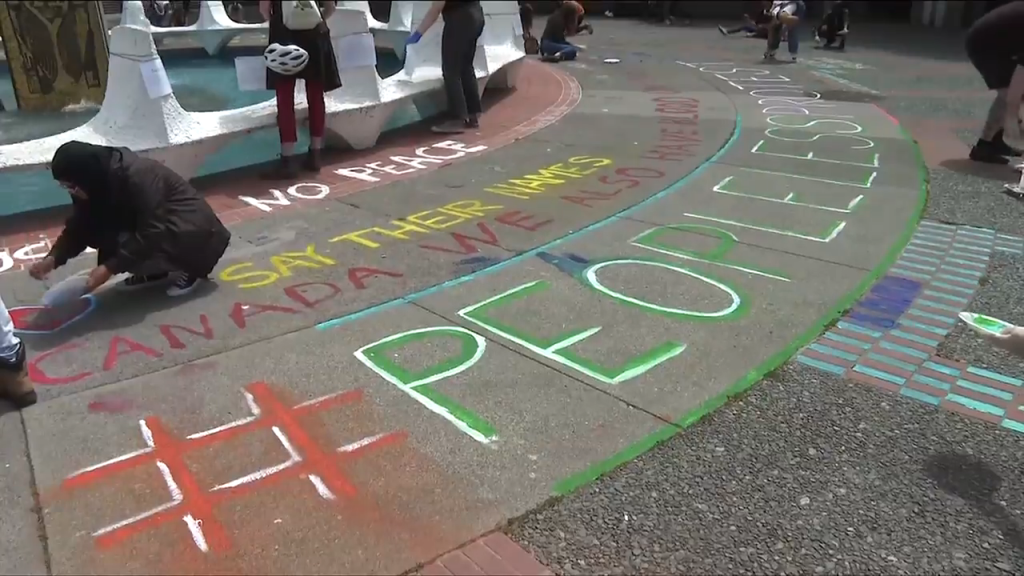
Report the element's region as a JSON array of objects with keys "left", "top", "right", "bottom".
[{"left": 1003, "top": 66, "right": 1024, "bottom": 149}]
